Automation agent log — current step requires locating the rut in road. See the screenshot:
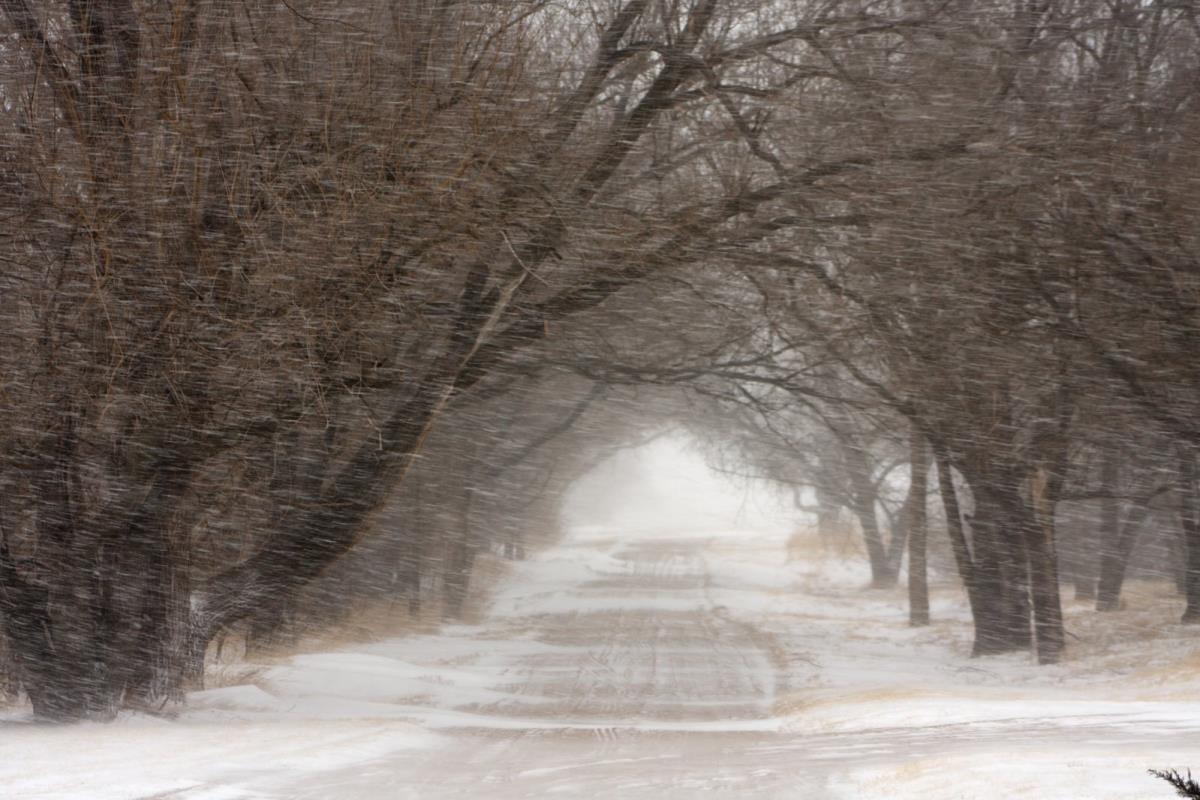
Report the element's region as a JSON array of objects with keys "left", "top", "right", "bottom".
[{"left": 466, "top": 539, "right": 786, "bottom": 724}]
